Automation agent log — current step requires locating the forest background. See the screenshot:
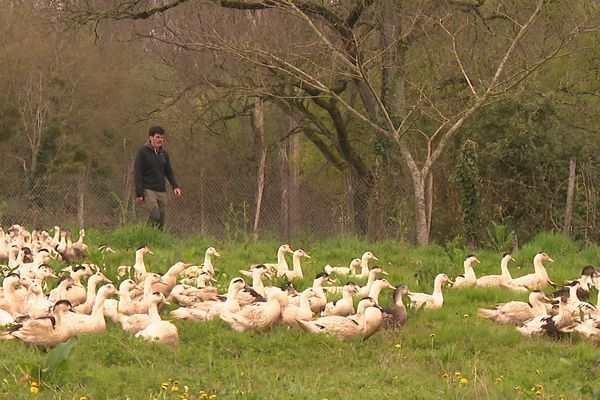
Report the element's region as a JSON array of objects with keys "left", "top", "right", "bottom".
[{"left": 0, "top": 0, "right": 599, "bottom": 248}]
